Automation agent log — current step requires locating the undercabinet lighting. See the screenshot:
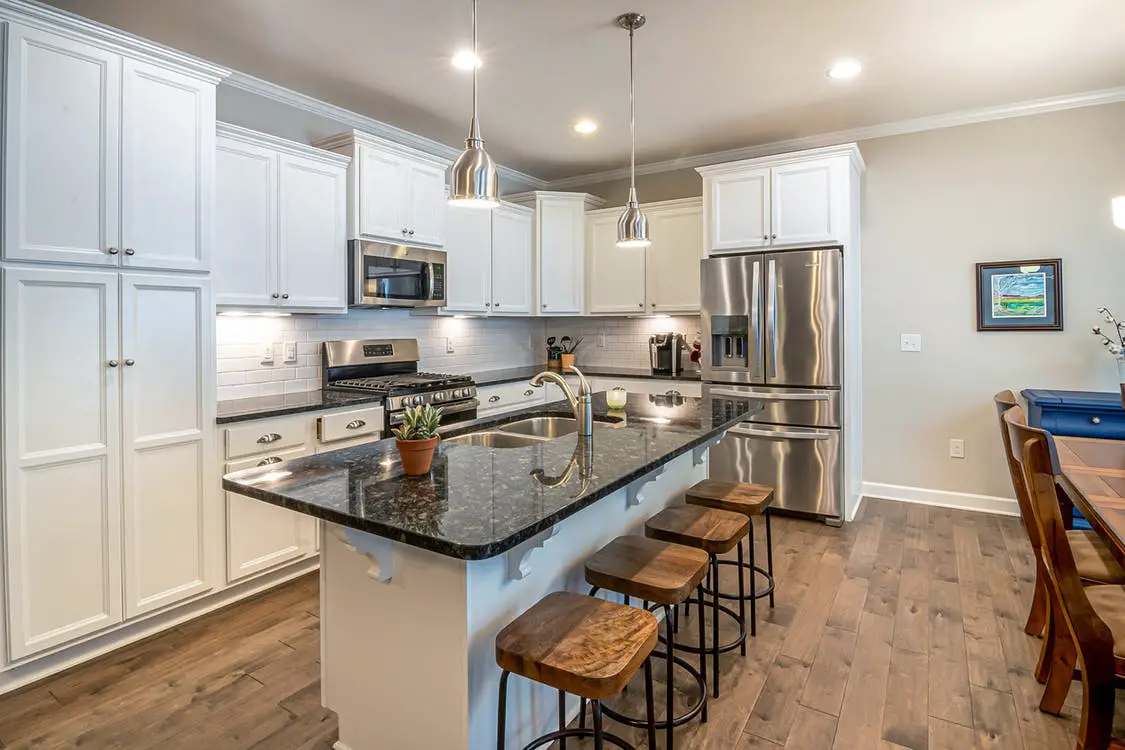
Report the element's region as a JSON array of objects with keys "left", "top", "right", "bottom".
[
  {"left": 1114, "top": 196, "right": 1125, "bottom": 229},
  {"left": 453, "top": 314, "right": 484, "bottom": 319},
  {"left": 641, "top": 417, "right": 672, "bottom": 425},
  {"left": 573, "top": 119, "right": 598, "bottom": 135},
  {"left": 219, "top": 311, "right": 291, "bottom": 318},
  {"left": 451, "top": 49, "right": 482, "bottom": 70},
  {"left": 827, "top": 58, "right": 863, "bottom": 80}
]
